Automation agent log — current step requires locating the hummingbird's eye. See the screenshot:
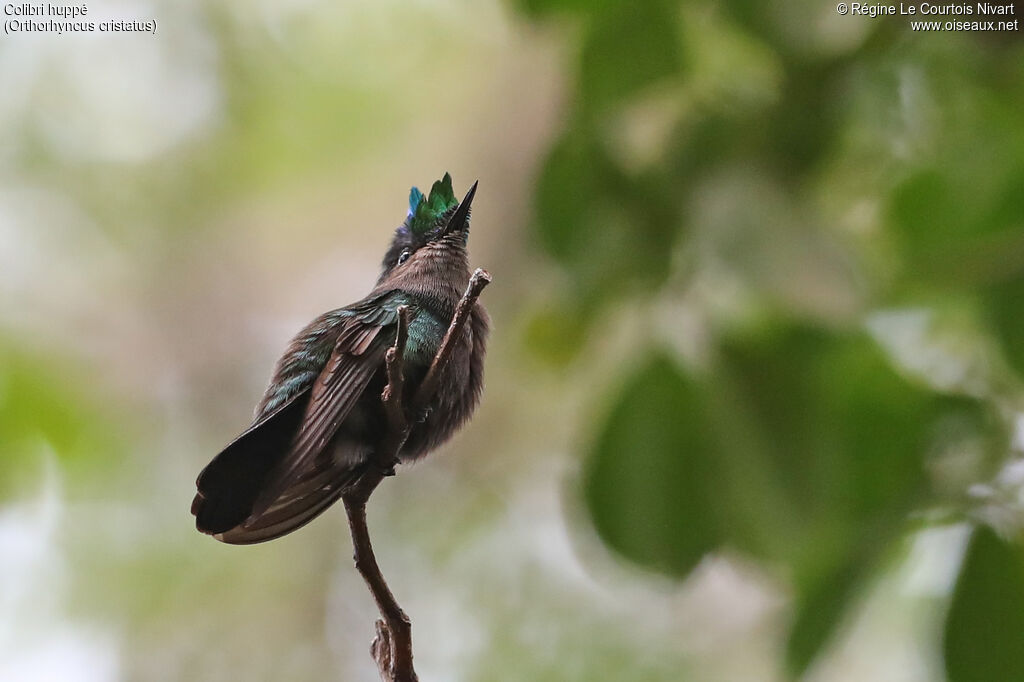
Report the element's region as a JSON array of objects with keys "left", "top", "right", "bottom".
[{"left": 397, "top": 249, "right": 411, "bottom": 265}]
